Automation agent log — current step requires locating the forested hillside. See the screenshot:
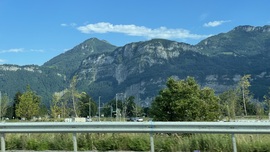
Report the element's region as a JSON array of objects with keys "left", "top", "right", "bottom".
[{"left": 0, "top": 65, "right": 66, "bottom": 105}]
